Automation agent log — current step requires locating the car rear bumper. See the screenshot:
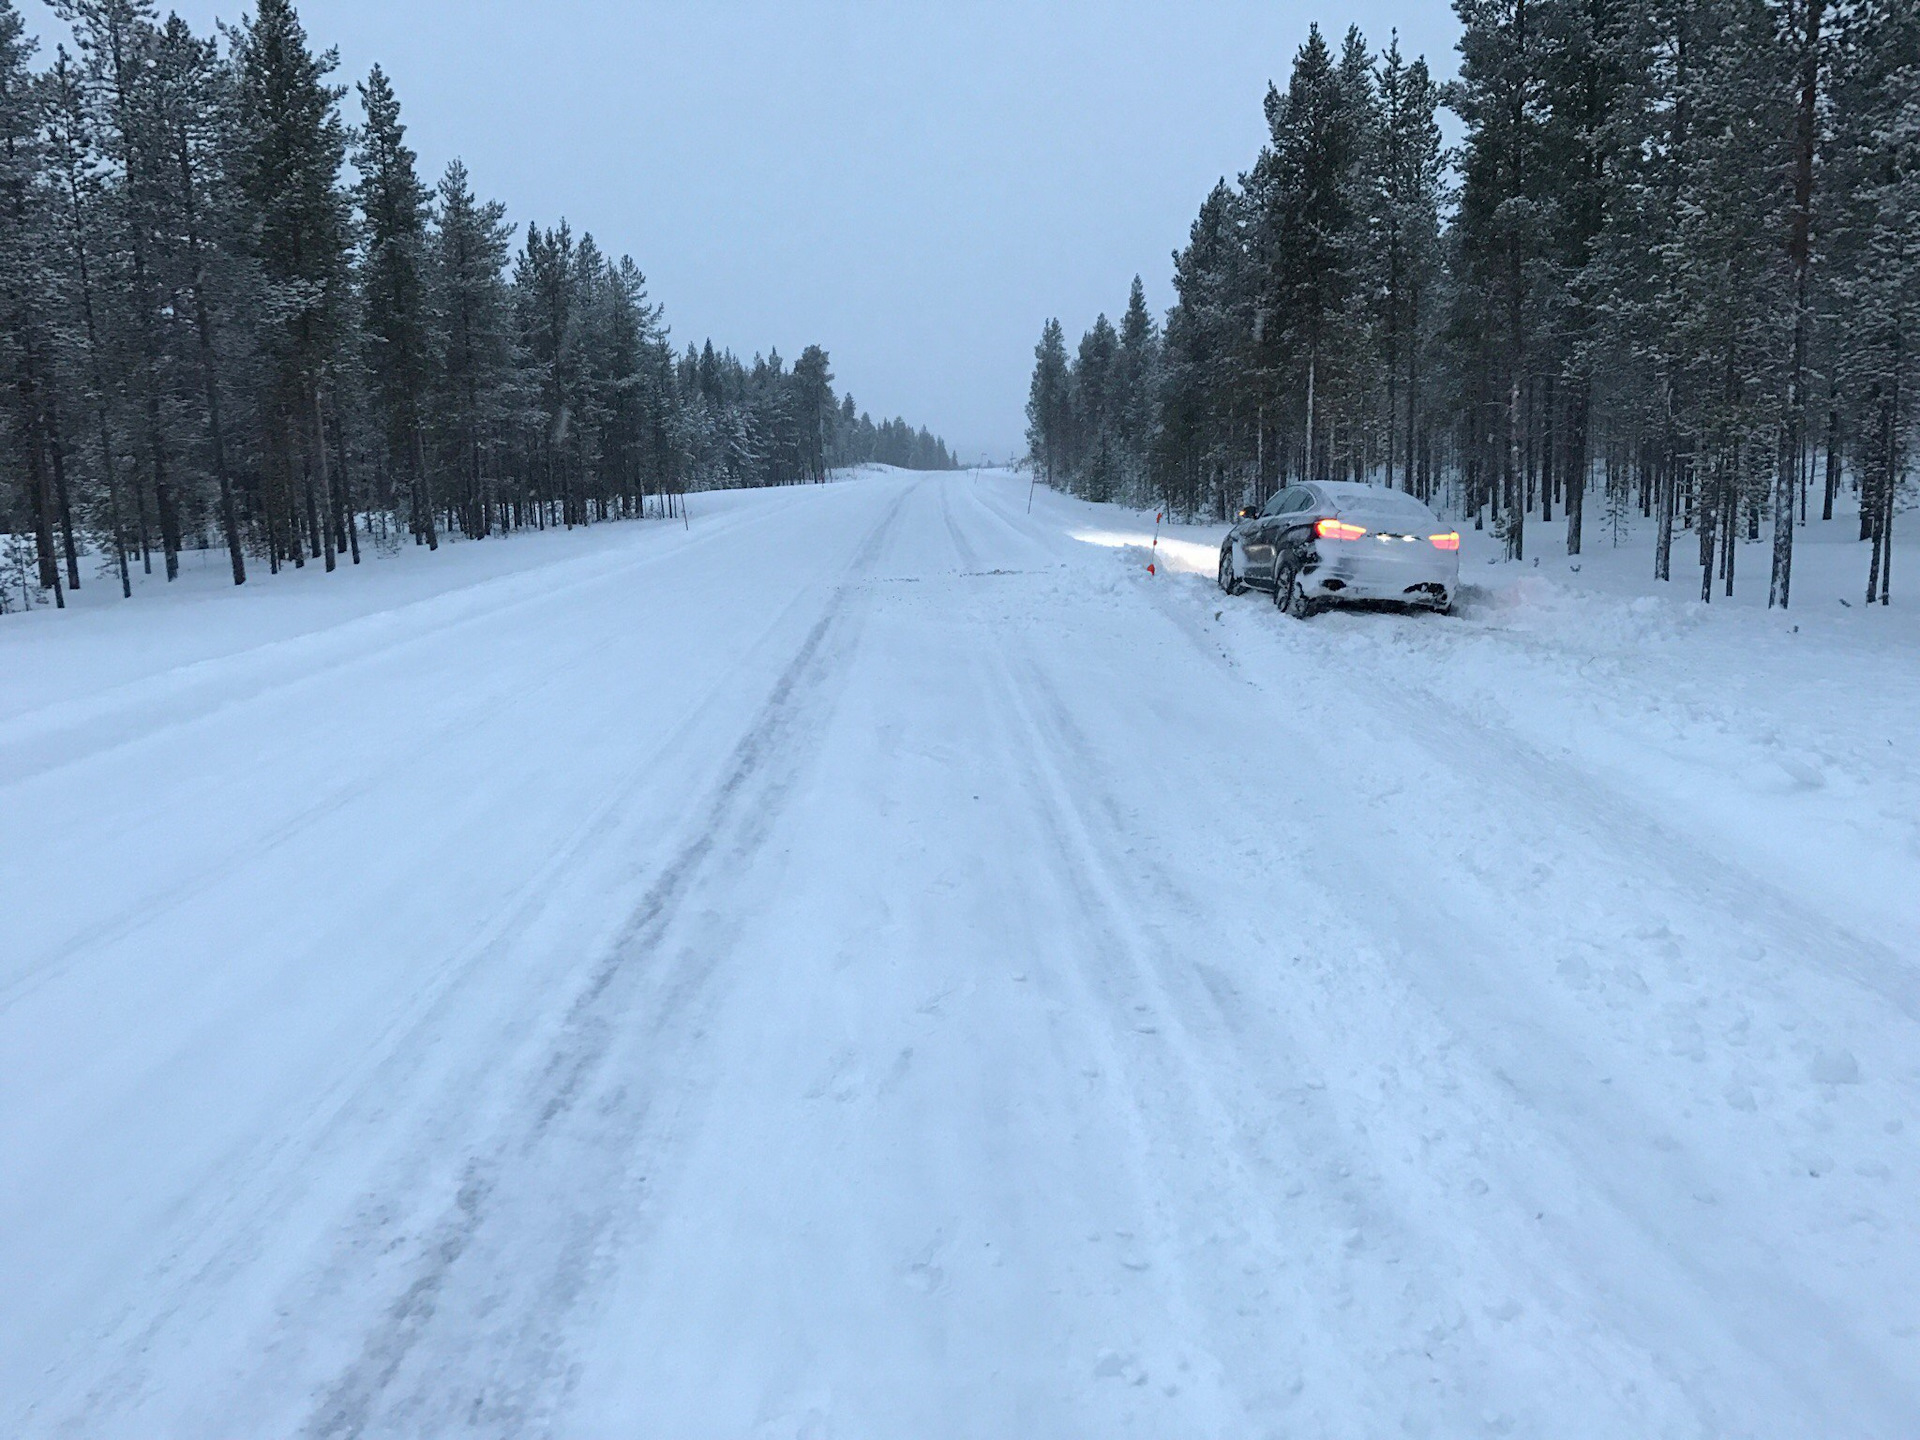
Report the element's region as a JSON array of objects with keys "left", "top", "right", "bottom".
[{"left": 1300, "top": 545, "right": 1457, "bottom": 607}]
